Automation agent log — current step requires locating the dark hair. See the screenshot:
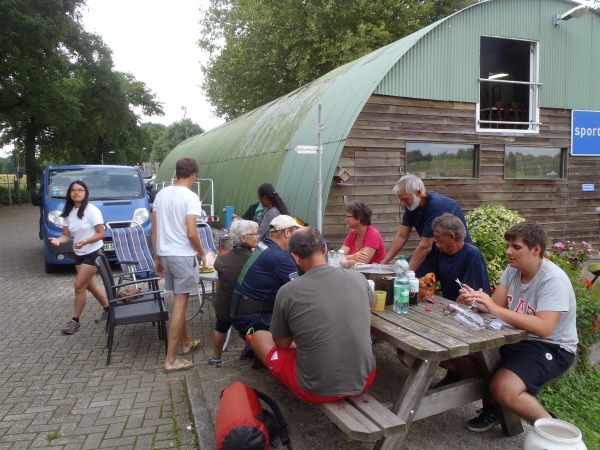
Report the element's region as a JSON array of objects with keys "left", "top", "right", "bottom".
[
  {"left": 175, "top": 157, "right": 198, "bottom": 179},
  {"left": 61, "top": 181, "right": 89, "bottom": 219},
  {"left": 258, "top": 183, "right": 289, "bottom": 215},
  {"left": 288, "top": 227, "right": 326, "bottom": 258},
  {"left": 432, "top": 213, "right": 466, "bottom": 243},
  {"left": 504, "top": 221, "right": 546, "bottom": 258},
  {"left": 346, "top": 201, "right": 372, "bottom": 226}
]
